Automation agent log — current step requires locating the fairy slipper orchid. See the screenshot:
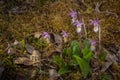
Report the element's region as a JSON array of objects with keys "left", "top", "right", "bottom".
[
  {"left": 61, "top": 30, "right": 68, "bottom": 43},
  {"left": 74, "top": 20, "right": 83, "bottom": 33},
  {"left": 69, "top": 10, "right": 77, "bottom": 24},
  {"left": 69, "top": 10, "right": 77, "bottom": 19},
  {"left": 76, "top": 26, "right": 82, "bottom": 33},
  {"left": 42, "top": 32, "right": 50, "bottom": 43},
  {"left": 90, "top": 40, "right": 97, "bottom": 51},
  {"left": 89, "top": 19, "right": 100, "bottom": 32}
]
